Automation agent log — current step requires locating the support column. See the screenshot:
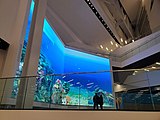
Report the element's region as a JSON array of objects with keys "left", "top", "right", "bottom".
[
  {"left": 0, "top": 0, "right": 32, "bottom": 105},
  {"left": 16, "top": 0, "right": 47, "bottom": 109}
]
